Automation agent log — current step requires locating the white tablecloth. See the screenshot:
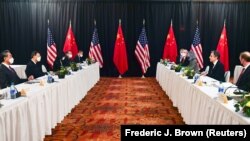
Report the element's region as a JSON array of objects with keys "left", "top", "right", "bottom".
[
  {"left": 156, "top": 62, "right": 250, "bottom": 124},
  {"left": 11, "top": 65, "right": 27, "bottom": 79},
  {"left": 0, "top": 63, "right": 100, "bottom": 141}
]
